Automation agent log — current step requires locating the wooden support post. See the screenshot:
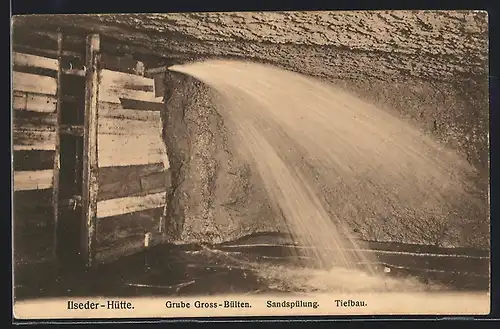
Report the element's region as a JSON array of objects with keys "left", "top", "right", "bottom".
[
  {"left": 158, "top": 70, "right": 169, "bottom": 236},
  {"left": 82, "top": 34, "right": 100, "bottom": 268},
  {"left": 52, "top": 31, "right": 63, "bottom": 259}
]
